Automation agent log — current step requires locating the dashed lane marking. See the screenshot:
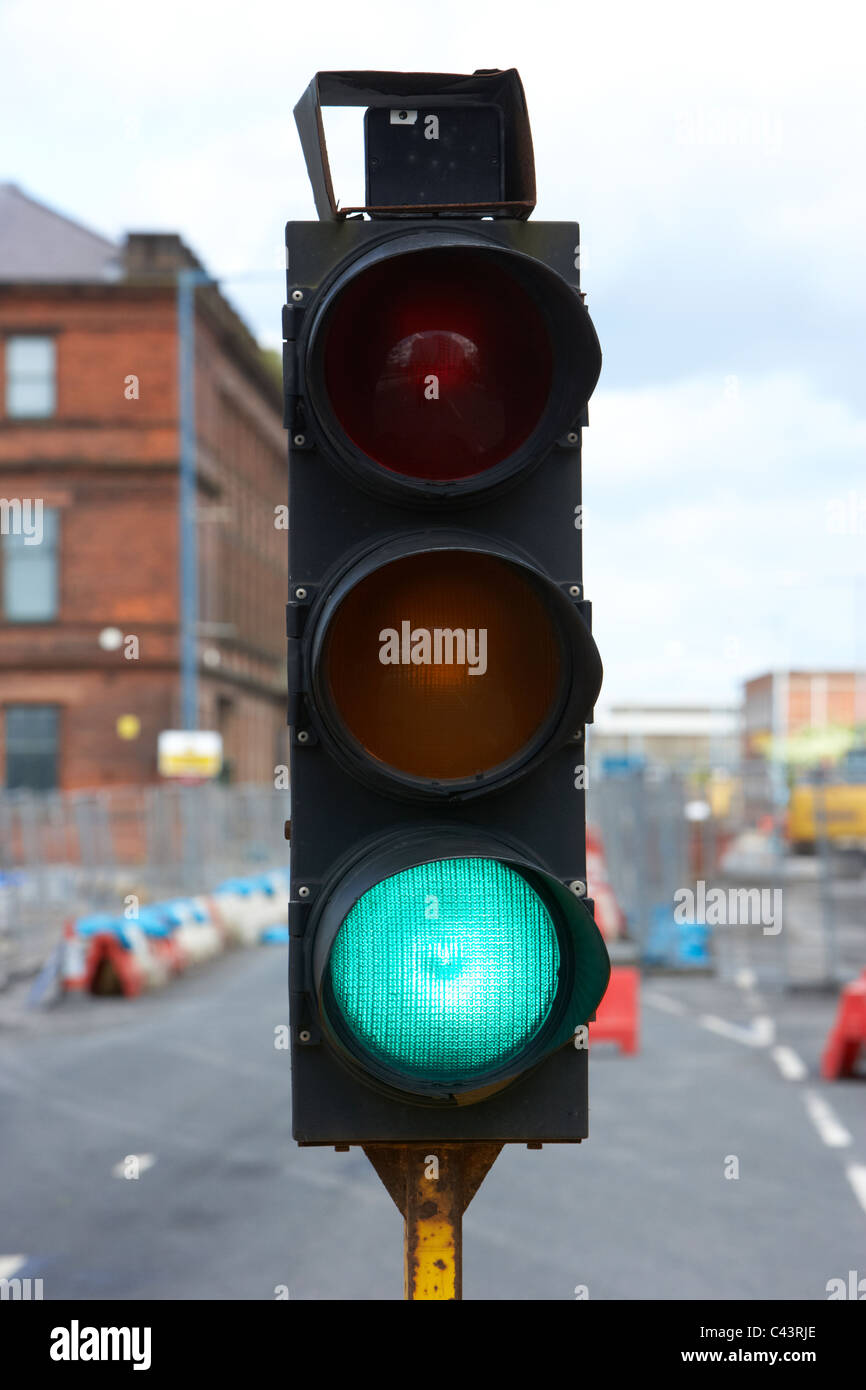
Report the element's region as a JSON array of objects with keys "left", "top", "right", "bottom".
[
  {"left": 845, "top": 1164, "right": 866, "bottom": 1217},
  {"left": 771, "top": 1045, "right": 808, "bottom": 1081},
  {"left": 803, "top": 1091, "right": 853, "bottom": 1149},
  {"left": 698, "top": 1014, "right": 775, "bottom": 1047}
]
